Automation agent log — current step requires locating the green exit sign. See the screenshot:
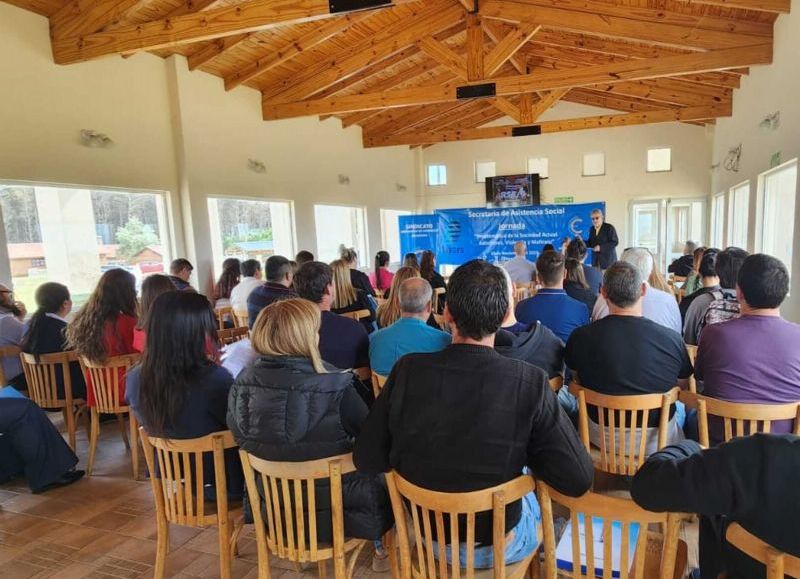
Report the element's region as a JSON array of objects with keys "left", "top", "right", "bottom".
[{"left": 554, "top": 196, "right": 574, "bottom": 204}]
